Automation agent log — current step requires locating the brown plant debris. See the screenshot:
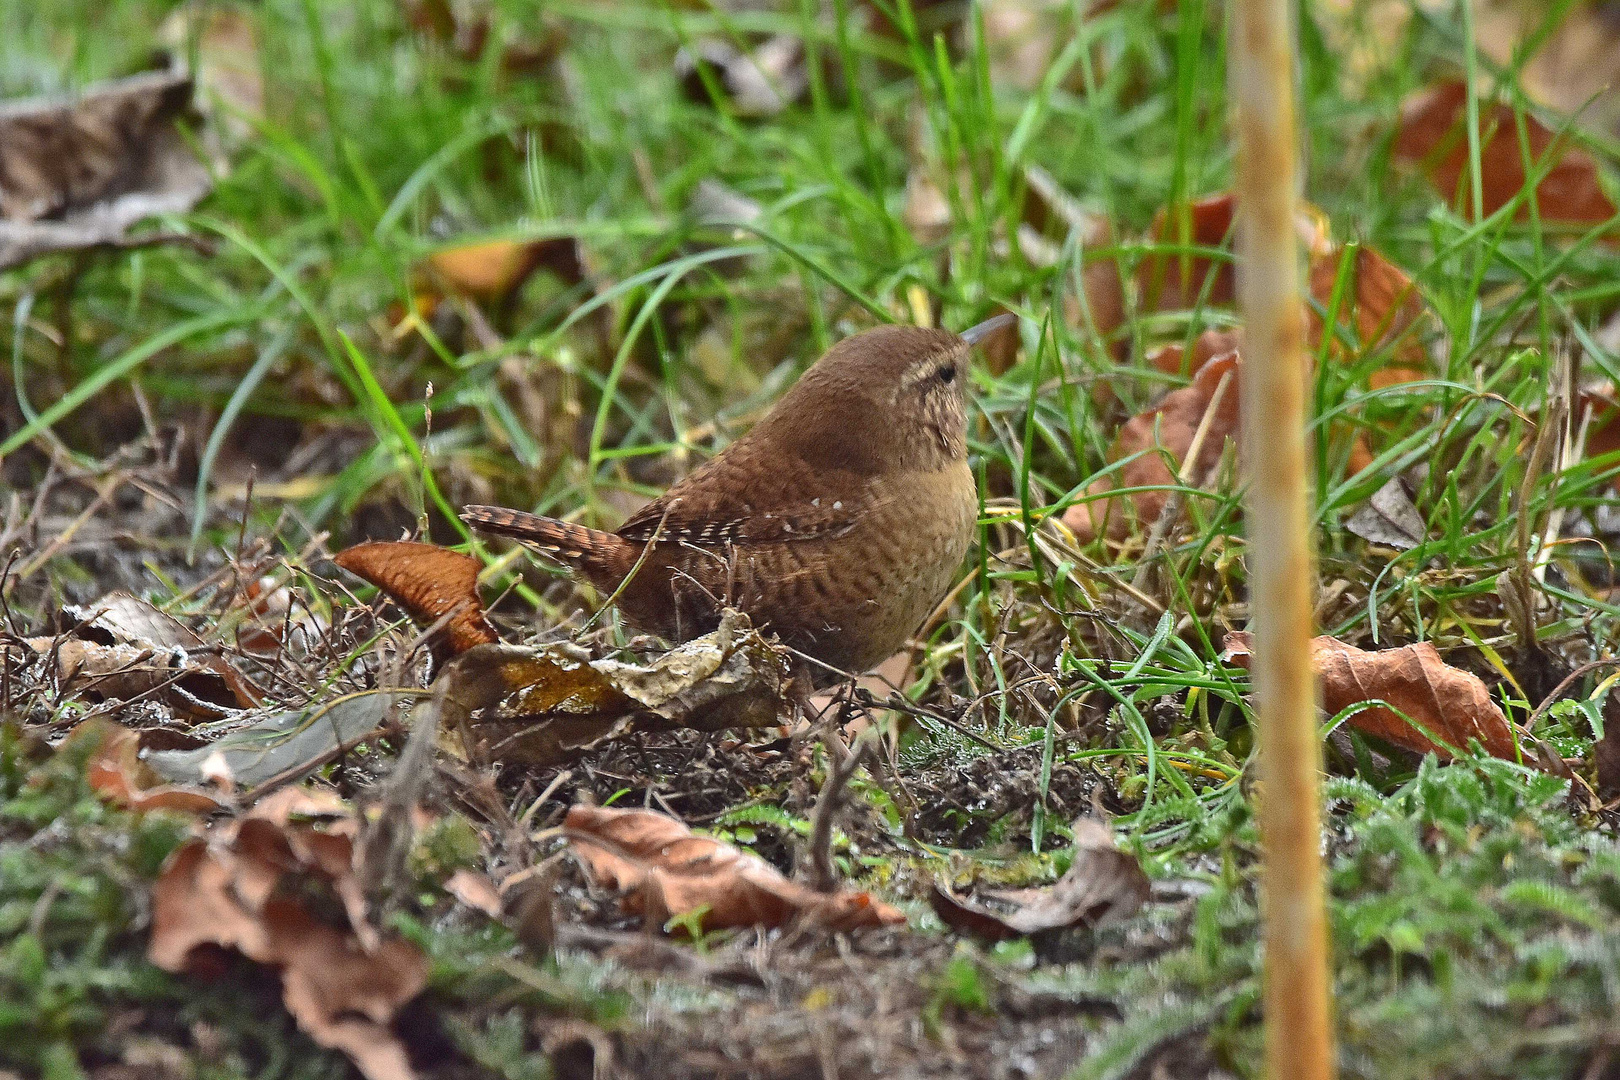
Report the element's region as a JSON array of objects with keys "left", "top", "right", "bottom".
[
  {"left": 563, "top": 804, "right": 906, "bottom": 933},
  {"left": 1222, "top": 631, "right": 1519, "bottom": 760},
  {"left": 1063, "top": 349, "right": 1241, "bottom": 542},
  {"left": 675, "top": 36, "right": 808, "bottom": 118},
  {"left": 3, "top": 592, "right": 260, "bottom": 721},
  {"left": 929, "top": 816, "right": 1150, "bottom": 941},
  {"left": 0, "top": 69, "right": 214, "bottom": 269},
  {"left": 1393, "top": 79, "right": 1618, "bottom": 226},
  {"left": 433, "top": 610, "right": 788, "bottom": 766},
  {"left": 148, "top": 804, "right": 429, "bottom": 1080},
  {"left": 424, "top": 236, "right": 584, "bottom": 307},
  {"left": 334, "top": 540, "right": 500, "bottom": 656},
  {"left": 74, "top": 717, "right": 226, "bottom": 815}
]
